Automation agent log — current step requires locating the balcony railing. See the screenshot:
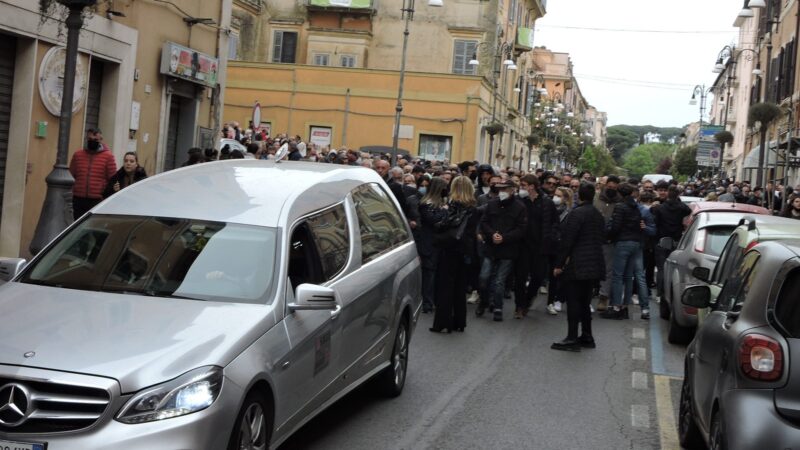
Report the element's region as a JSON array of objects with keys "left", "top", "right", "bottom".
[{"left": 307, "top": 0, "right": 374, "bottom": 10}]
